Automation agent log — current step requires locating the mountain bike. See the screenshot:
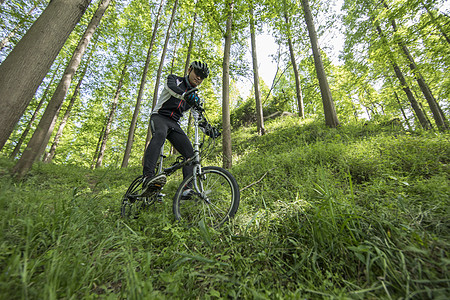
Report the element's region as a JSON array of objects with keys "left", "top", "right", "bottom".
[{"left": 120, "top": 97, "right": 240, "bottom": 228}]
